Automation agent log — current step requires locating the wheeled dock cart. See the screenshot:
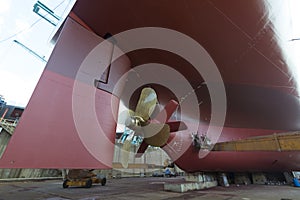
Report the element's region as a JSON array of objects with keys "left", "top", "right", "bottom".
[{"left": 62, "top": 169, "right": 106, "bottom": 188}]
